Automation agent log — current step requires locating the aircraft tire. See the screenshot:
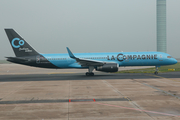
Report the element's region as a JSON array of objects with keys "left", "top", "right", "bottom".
[
  {"left": 90, "top": 73, "right": 94, "bottom": 76},
  {"left": 86, "top": 72, "right": 94, "bottom": 76},
  {"left": 86, "top": 72, "right": 89, "bottom": 76},
  {"left": 154, "top": 71, "right": 158, "bottom": 75}
]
